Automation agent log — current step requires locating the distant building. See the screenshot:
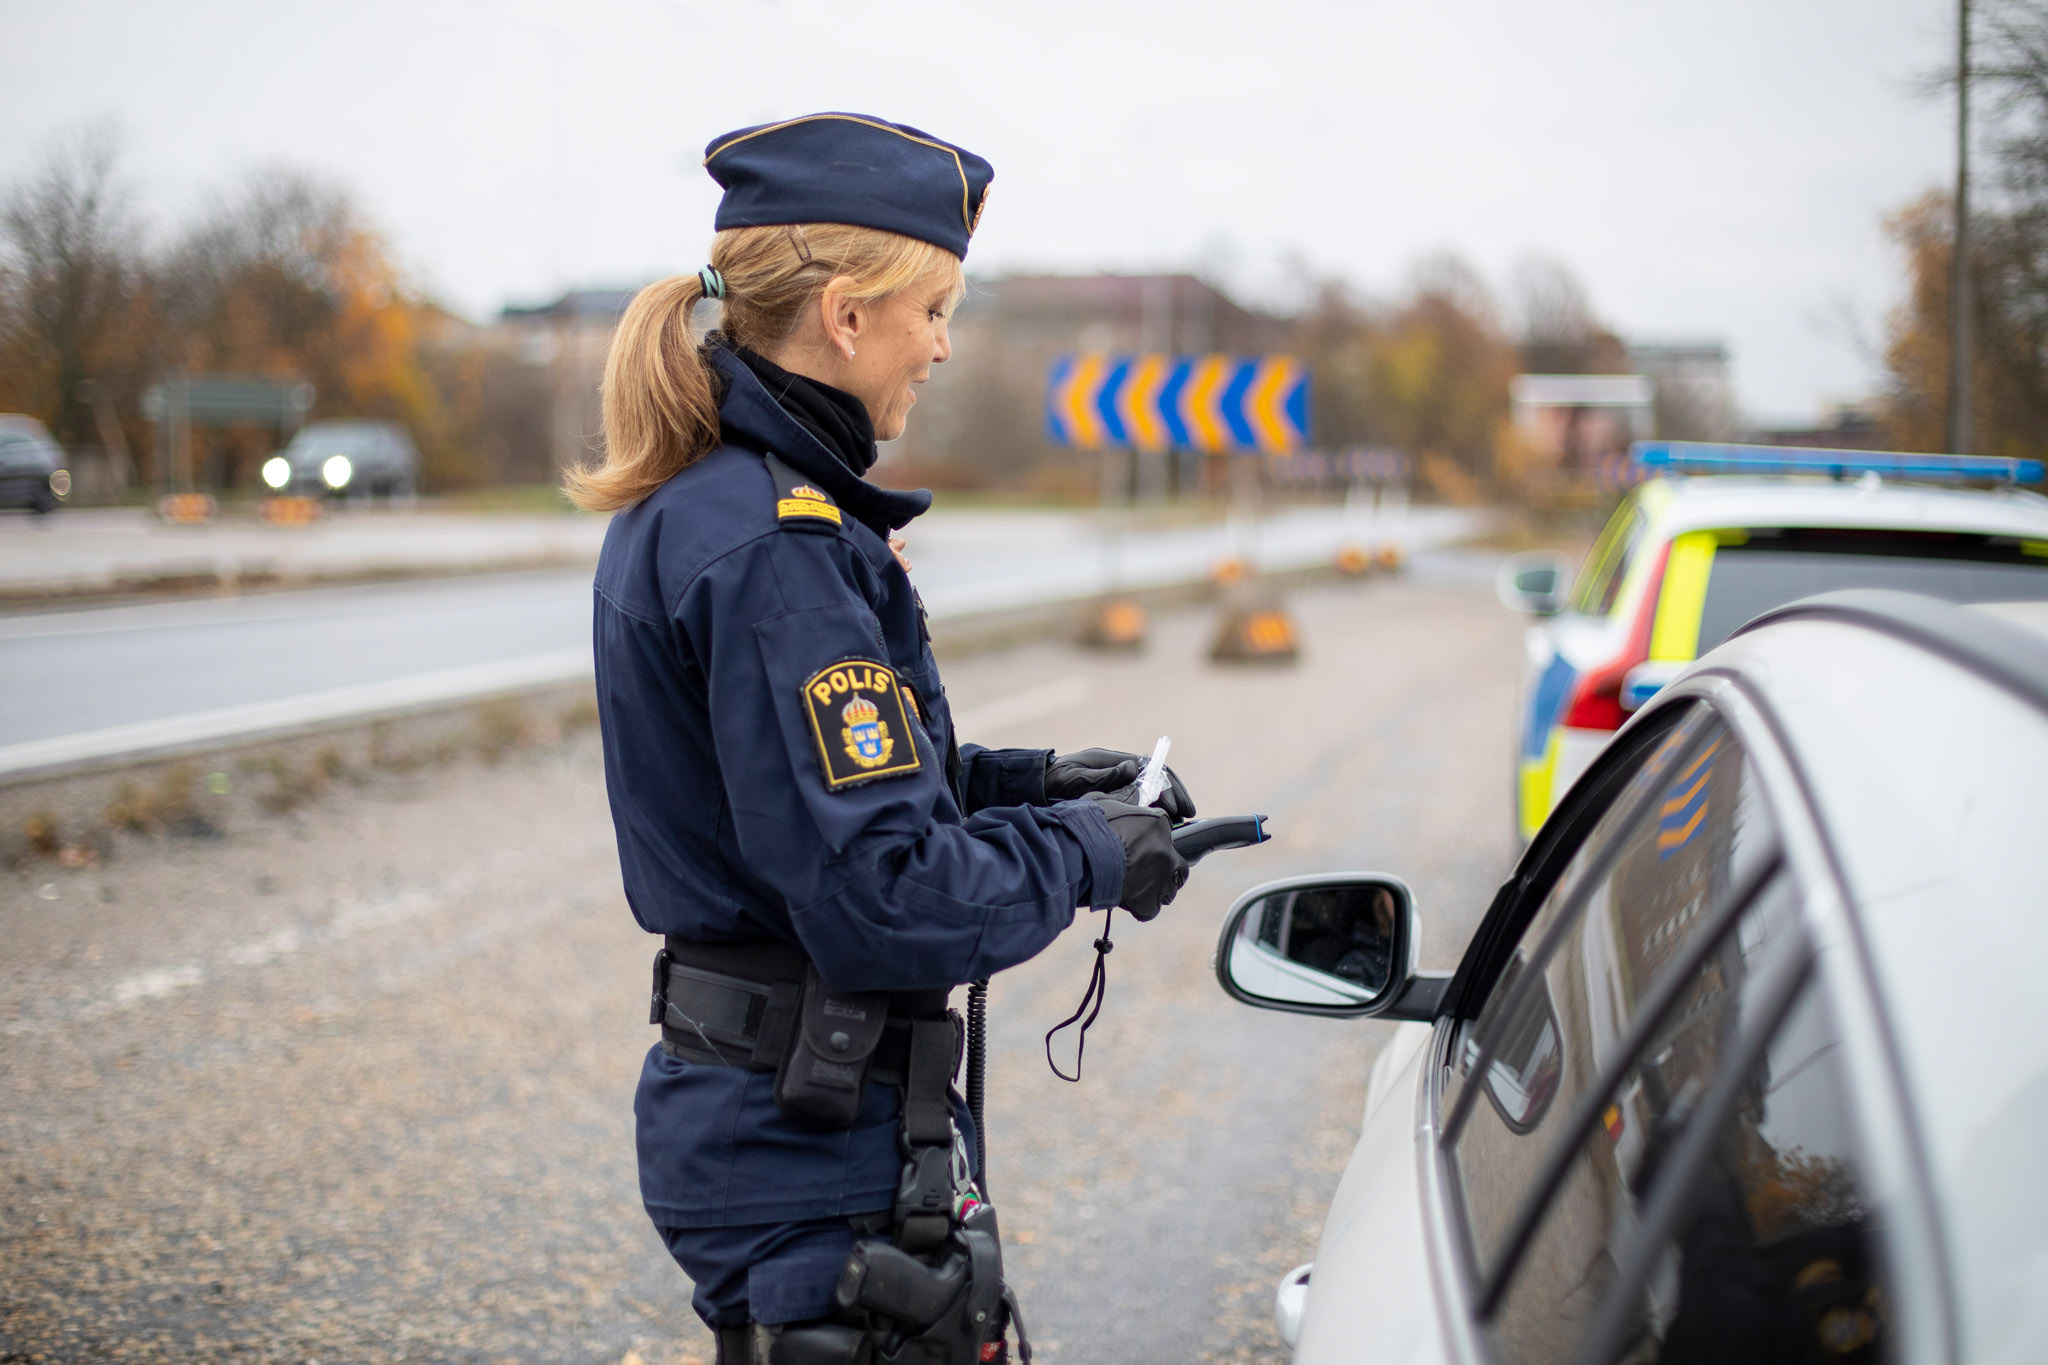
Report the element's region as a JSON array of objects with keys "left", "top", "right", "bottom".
[
  {"left": 482, "top": 288, "right": 639, "bottom": 483},
  {"left": 1628, "top": 340, "right": 1735, "bottom": 442},
  {"left": 1750, "top": 405, "right": 1889, "bottom": 451},
  {"left": 1510, "top": 373, "right": 1656, "bottom": 473}
]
